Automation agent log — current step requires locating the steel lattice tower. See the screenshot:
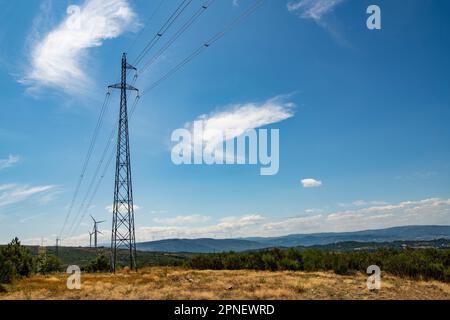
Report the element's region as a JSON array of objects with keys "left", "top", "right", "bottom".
[{"left": 108, "top": 53, "right": 139, "bottom": 272}]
